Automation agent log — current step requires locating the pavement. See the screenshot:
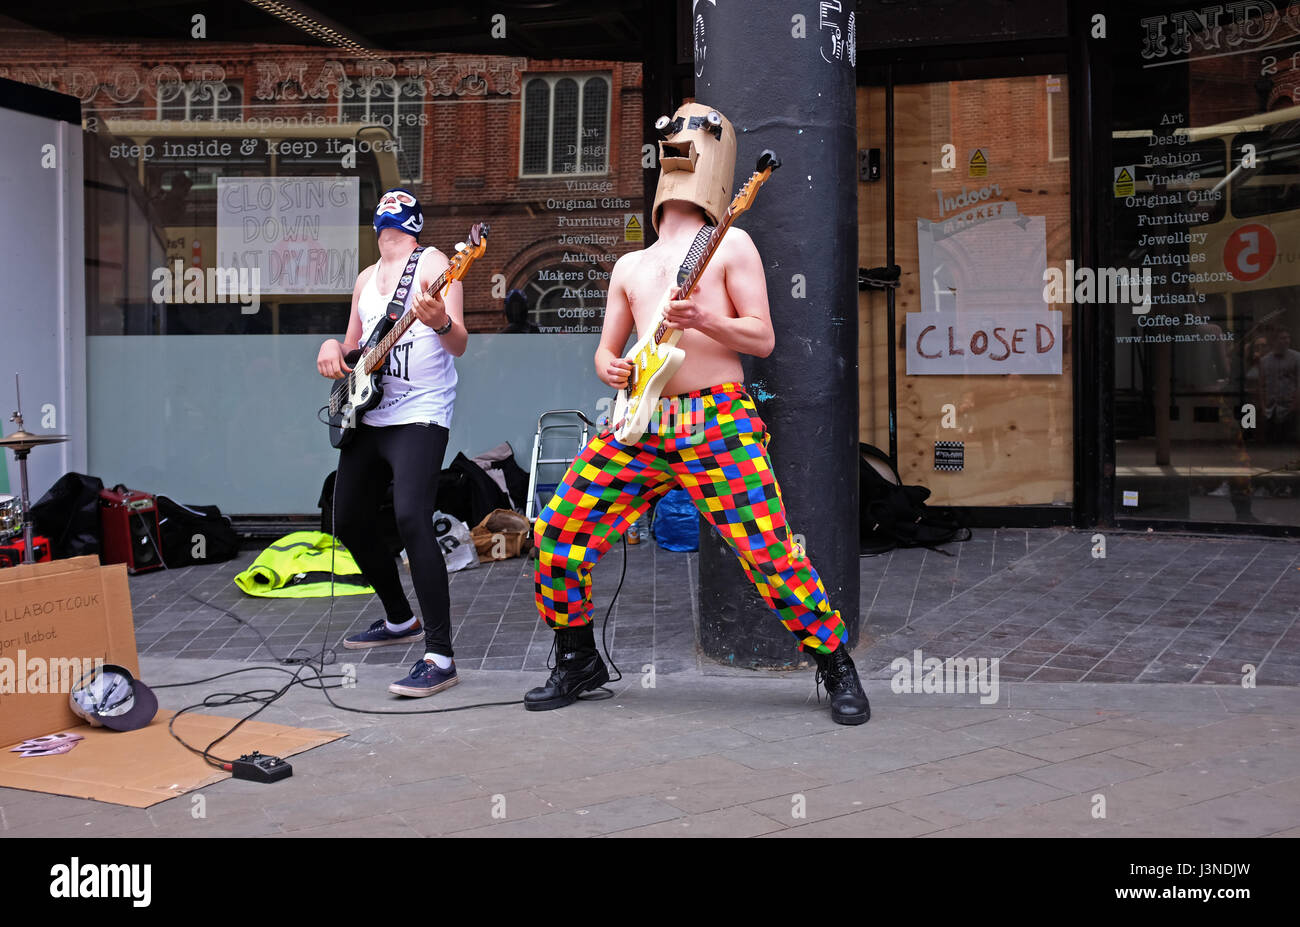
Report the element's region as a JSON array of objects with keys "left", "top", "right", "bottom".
[{"left": 2, "top": 527, "right": 1300, "bottom": 838}]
